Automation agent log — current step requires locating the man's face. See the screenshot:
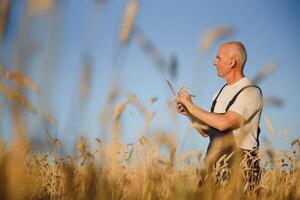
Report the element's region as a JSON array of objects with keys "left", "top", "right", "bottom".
[{"left": 214, "top": 46, "right": 232, "bottom": 78}]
